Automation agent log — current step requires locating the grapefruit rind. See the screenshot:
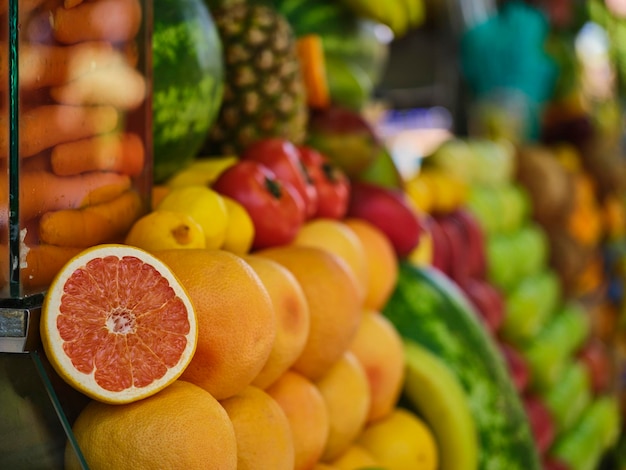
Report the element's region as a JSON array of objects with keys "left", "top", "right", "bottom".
[{"left": 40, "top": 244, "right": 198, "bottom": 405}]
